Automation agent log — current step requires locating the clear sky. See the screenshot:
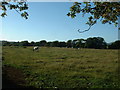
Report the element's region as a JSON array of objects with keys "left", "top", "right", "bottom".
[{"left": 1, "top": 2, "right": 118, "bottom": 43}]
